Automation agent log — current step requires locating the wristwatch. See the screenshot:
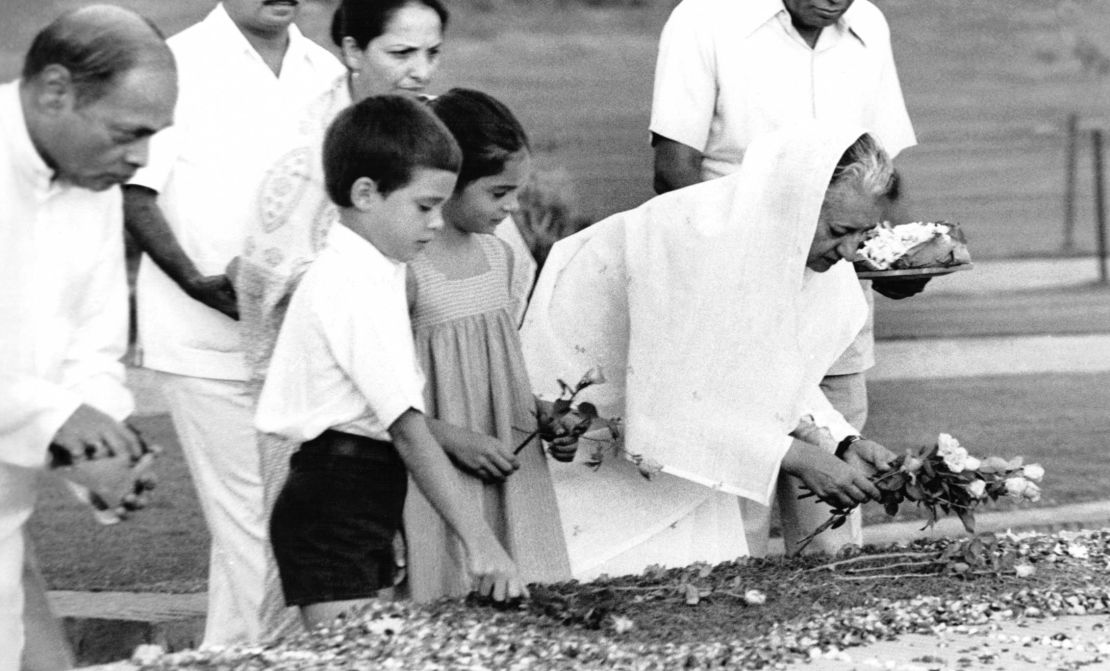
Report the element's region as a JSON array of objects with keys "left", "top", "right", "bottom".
[{"left": 835, "top": 434, "right": 863, "bottom": 460}]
